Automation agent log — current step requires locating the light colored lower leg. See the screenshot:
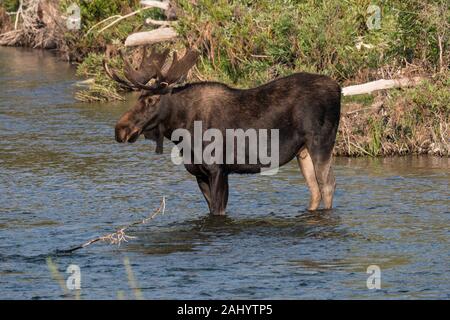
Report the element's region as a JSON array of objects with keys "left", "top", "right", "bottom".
[
  {"left": 297, "top": 148, "right": 321, "bottom": 210},
  {"left": 314, "top": 156, "right": 335, "bottom": 209},
  {"left": 322, "top": 166, "right": 336, "bottom": 209}
]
